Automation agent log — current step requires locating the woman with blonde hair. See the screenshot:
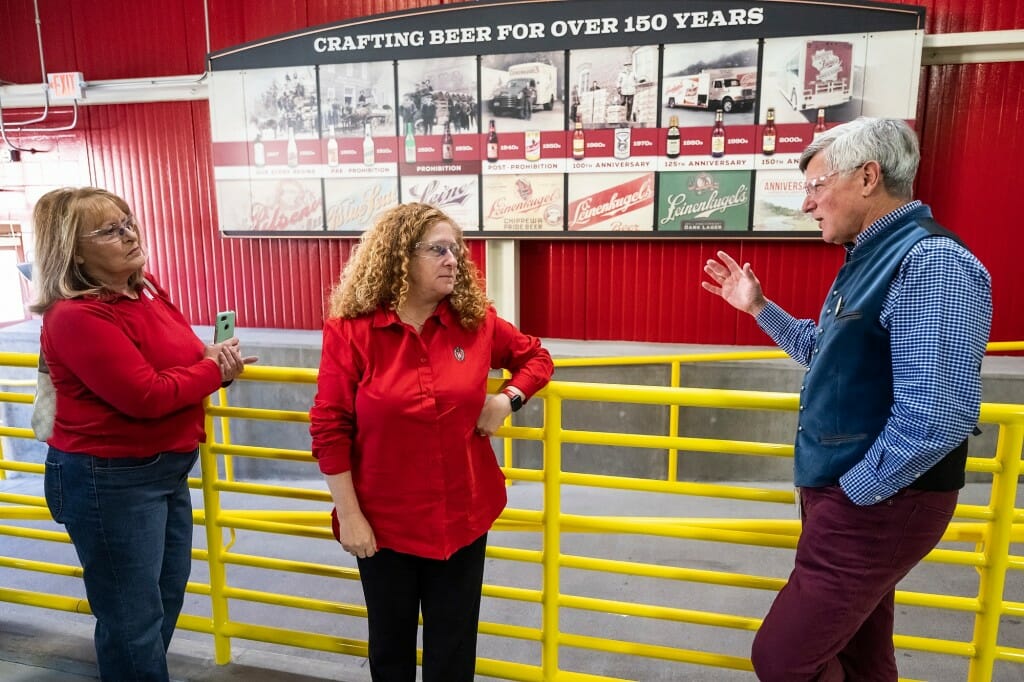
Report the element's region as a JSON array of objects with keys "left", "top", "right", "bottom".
[
  {"left": 310, "top": 202, "right": 553, "bottom": 682},
  {"left": 33, "top": 186, "right": 254, "bottom": 681}
]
